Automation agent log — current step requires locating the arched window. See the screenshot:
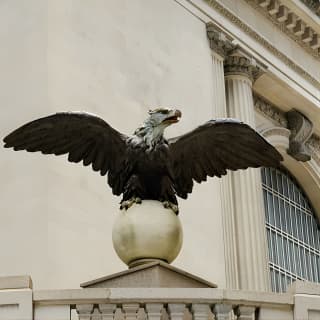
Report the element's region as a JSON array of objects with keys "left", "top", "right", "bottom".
[{"left": 261, "top": 167, "right": 320, "bottom": 292}]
